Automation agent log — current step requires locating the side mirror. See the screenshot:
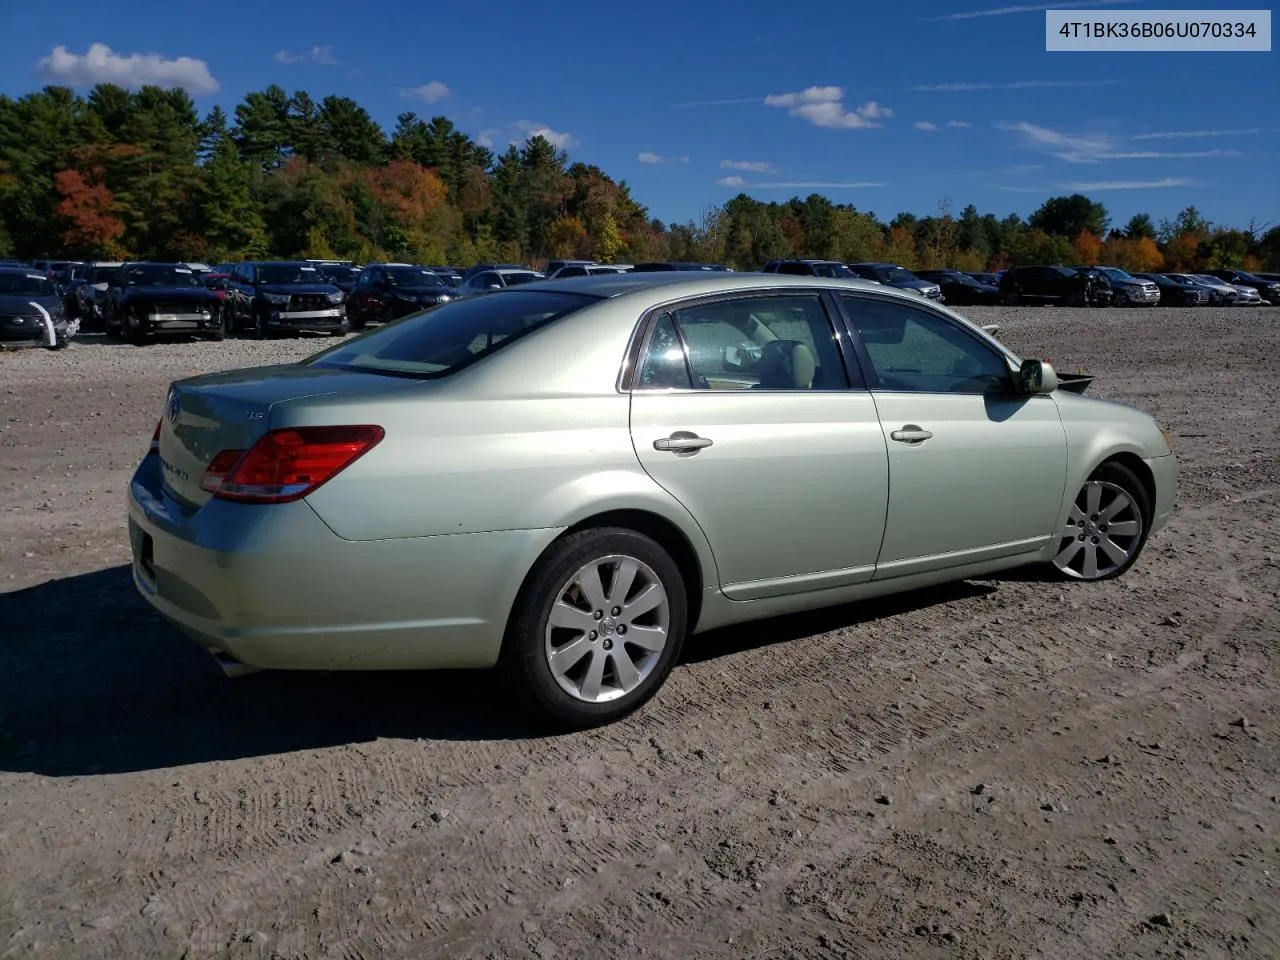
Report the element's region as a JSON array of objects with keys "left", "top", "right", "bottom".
[
  {"left": 487, "top": 283, "right": 501, "bottom": 290},
  {"left": 1019, "top": 358, "right": 1059, "bottom": 395}
]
